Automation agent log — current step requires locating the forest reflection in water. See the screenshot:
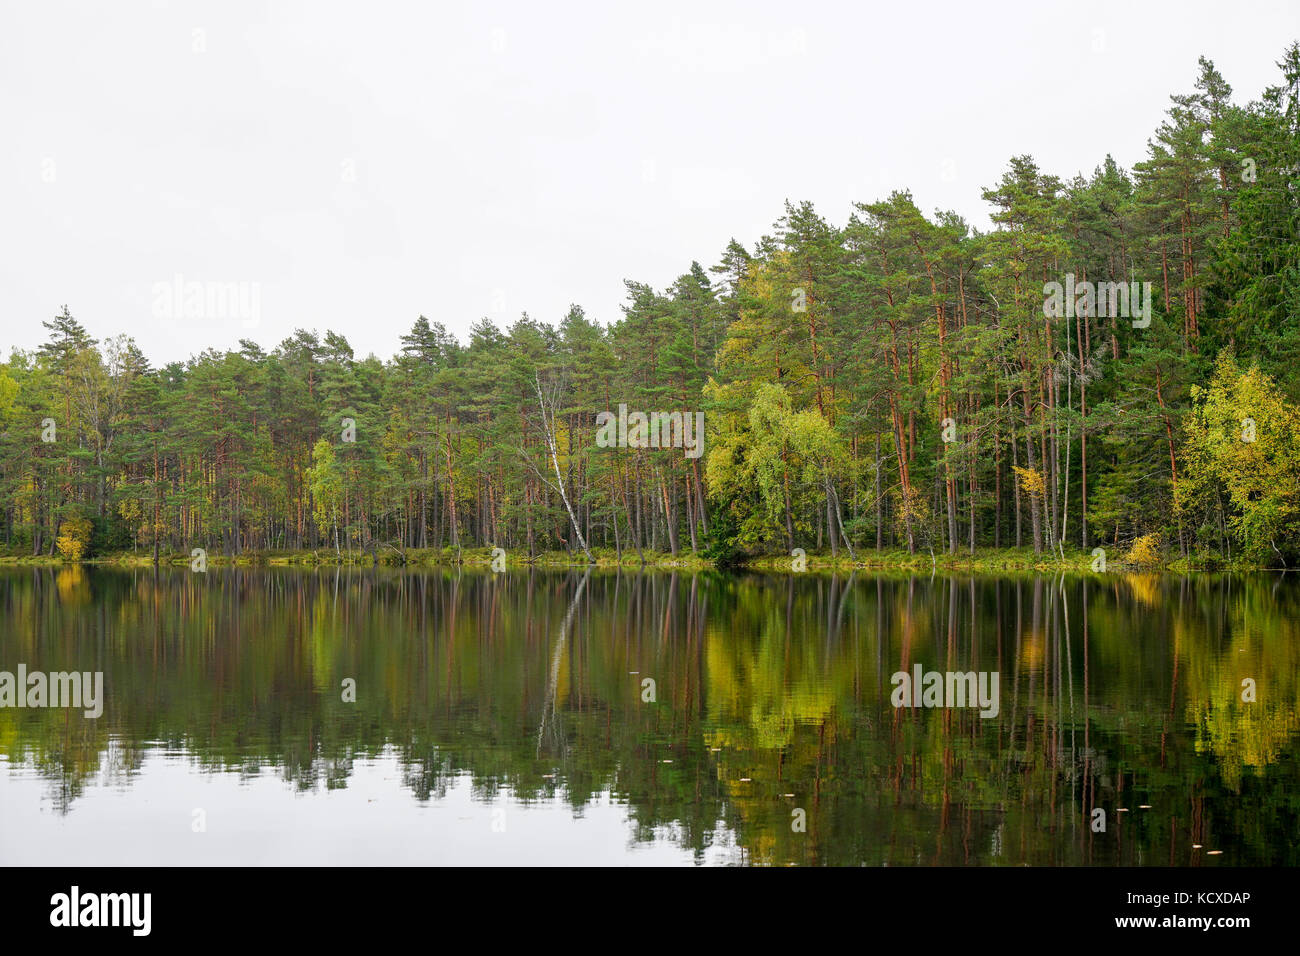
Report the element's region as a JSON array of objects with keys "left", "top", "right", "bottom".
[{"left": 0, "top": 566, "right": 1296, "bottom": 866}]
